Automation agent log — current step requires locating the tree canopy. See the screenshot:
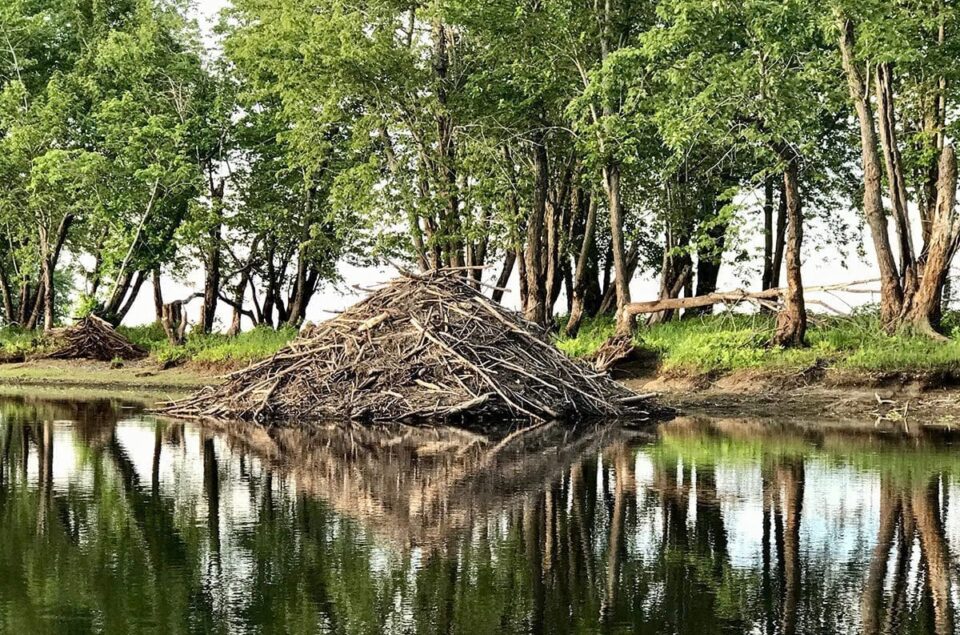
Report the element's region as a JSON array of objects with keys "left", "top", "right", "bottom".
[{"left": 0, "top": 0, "right": 958, "bottom": 347}]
